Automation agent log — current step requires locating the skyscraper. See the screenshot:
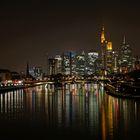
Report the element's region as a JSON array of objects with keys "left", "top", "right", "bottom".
[
  {"left": 86, "top": 50, "right": 99, "bottom": 75},
  {"left": 106, "top": 42, "right": 113, "bottom": 73},
  {"left": 29, "top": 67, "right": 43, "bottom": 80},
  {"left": 55, "top": 55, "right": 63, "bottom": 74},
  {"left": 119, "top": 36, "right": 132, "bottom": 73},
  {"left": 75, "top": 51, "right": 86, "bottom": 75},
  {"left": 133, "top": 56, "right": 140, "bottom": 70},
  {"left": 101, "top": 26, "right": 107, "bottom": 70},
  {"left": 62, "top": 52, "right": 76, "bottom": 75},
  {"left": 112, "top": 51, "right": 119, "bottom": 73},
  {"left": 48, "top": 58, "right": 57, "bottom": 75},
  {"left": 100, "top": 25, "right": 114, "bottom": 76},
  {"left": 26, "top": 61, "right": 29, "bottom": 77}
]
